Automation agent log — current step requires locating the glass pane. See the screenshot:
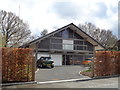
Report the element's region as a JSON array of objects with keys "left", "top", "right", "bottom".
[
  {"left": 74, "top": 55, "right": 83, "bottom": 65},
  {"left": 63, "top": 44, "right": 73, "bottom": 50},
  {"left": 74, "top": 32, "right": 83, "bottom": 39},
  {"left": 54, "top": 31, "right": 62, "bottom": 37},
  {"left": 62, "top": 29, "right": 69, "bottom": 39}
]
